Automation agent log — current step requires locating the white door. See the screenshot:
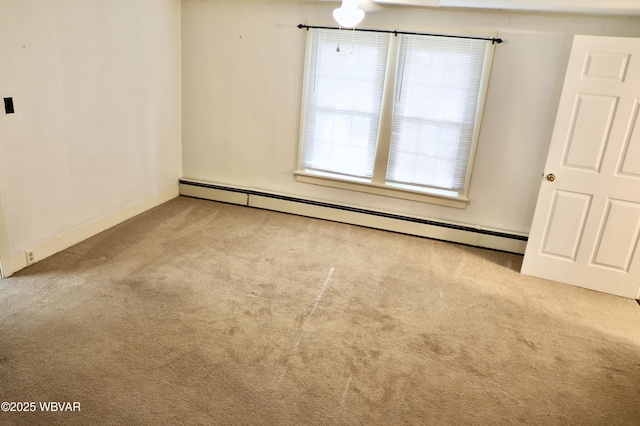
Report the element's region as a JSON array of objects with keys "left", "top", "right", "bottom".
[{"left": 521, "top": 35, "right": 640, "bottom": 299}]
